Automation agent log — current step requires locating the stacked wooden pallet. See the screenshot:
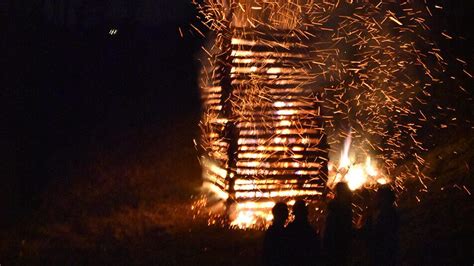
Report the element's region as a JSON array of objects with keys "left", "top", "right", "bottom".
[{"left": 201, "top": 27, "right": 328, "bottom": 202}]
